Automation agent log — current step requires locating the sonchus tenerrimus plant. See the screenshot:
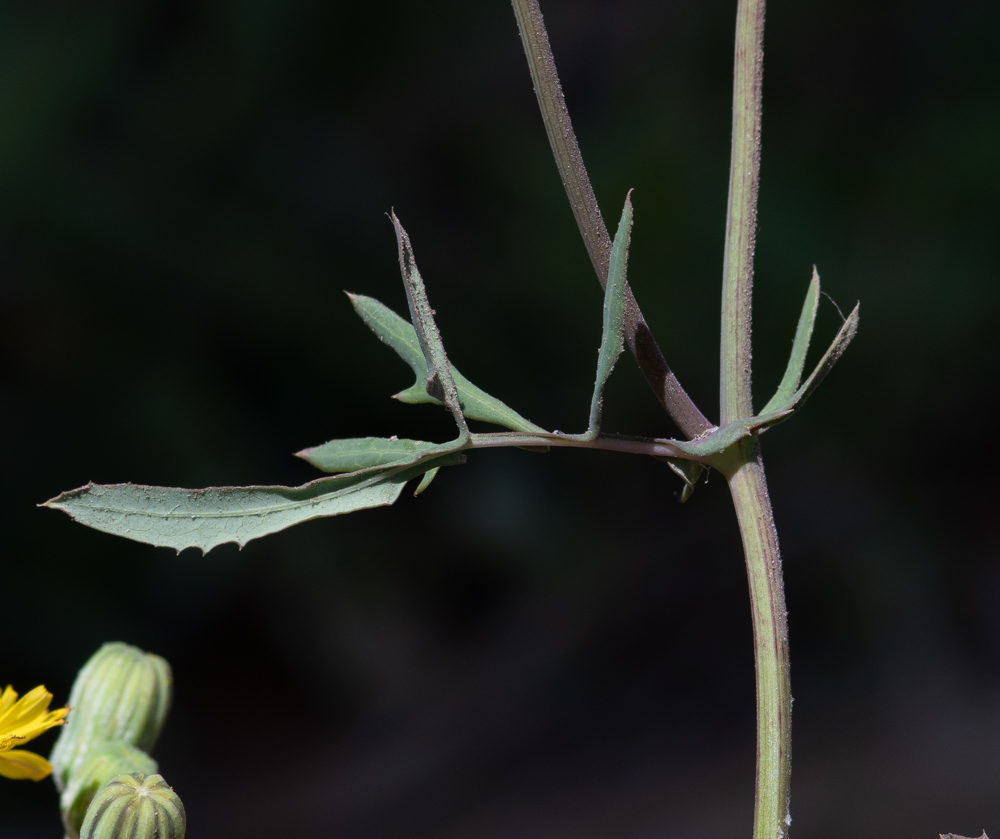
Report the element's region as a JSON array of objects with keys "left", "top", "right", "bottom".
[{"left": 39, "top": 2, "right": 871, "bottom": 837}]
